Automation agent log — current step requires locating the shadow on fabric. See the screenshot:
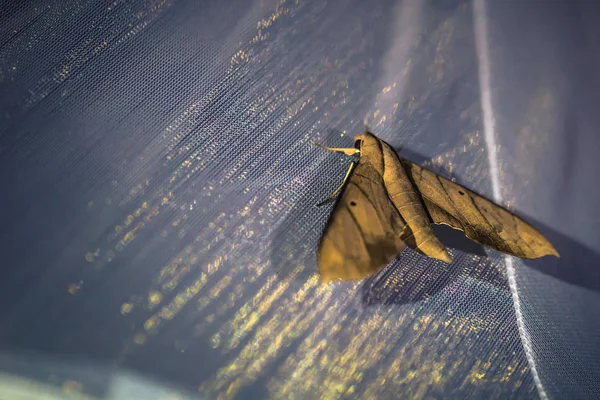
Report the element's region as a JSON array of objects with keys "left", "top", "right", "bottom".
[{"left": 270, "top": 133, "right": 600, "bottom": 307}]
